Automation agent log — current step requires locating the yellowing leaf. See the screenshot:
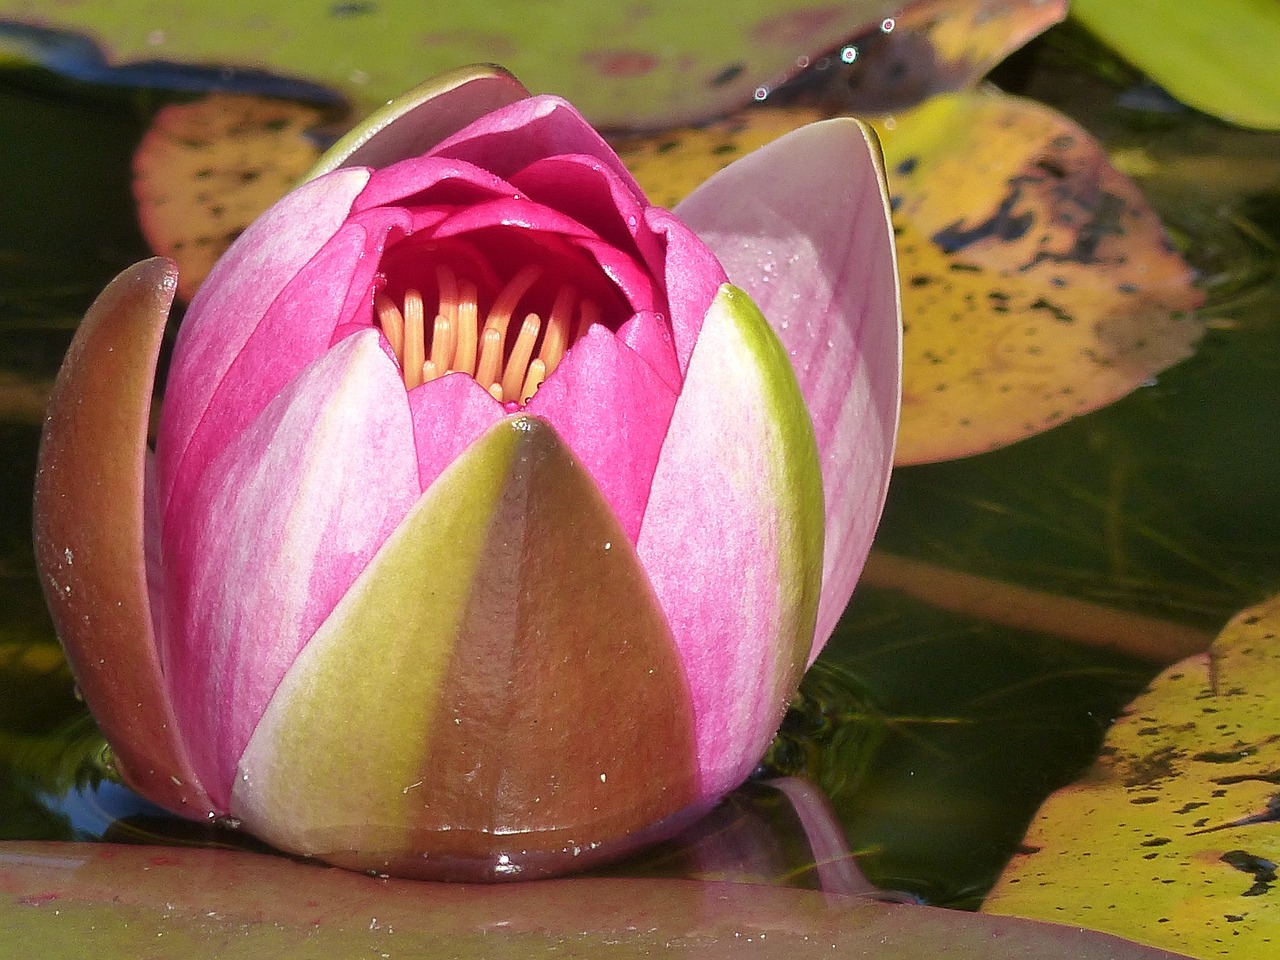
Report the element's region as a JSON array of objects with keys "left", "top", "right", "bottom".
[
  {"left": 876, "top": 90, "right": 1203, "bottom": 464},
  {"left": 983, "top": 591, "right": 1280, "bottom": 958},
  {"left": 132, "top": 94, "right": 325, "bottom": 299}
]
